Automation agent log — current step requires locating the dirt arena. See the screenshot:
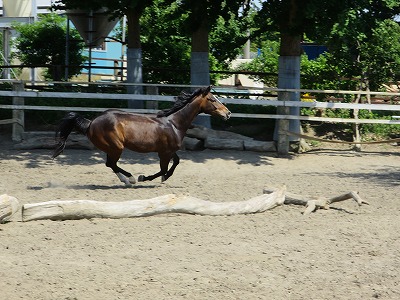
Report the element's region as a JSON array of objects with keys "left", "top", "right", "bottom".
[{"left": 1, "top": 138, "right": 399, "bottom": 299}]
